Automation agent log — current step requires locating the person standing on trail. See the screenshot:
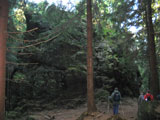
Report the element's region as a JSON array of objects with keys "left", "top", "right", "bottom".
[
  {"left": 138, "top": 92, "right": 144, "bottom": 104},
  {"left": 144, "top": 90, "right": 153, "bottom": 101},
  {"left": 111, "top": 87, "right": 121, "bottom": 115},
  {"left": 157, "top": 94, "right": 160, "bottom": 100}
]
